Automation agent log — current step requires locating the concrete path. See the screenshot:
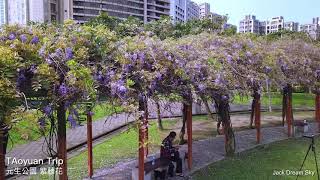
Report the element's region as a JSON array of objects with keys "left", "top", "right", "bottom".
[
  {"left": 85, "top": 123, "right": 318, "bottom": 180},
  {"left": 5, "top": 103, "right": 255, "bottom": 170}
]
